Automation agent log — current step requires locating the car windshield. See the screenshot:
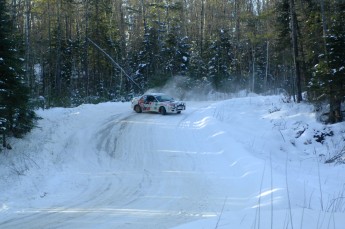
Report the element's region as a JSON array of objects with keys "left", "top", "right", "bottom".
[{"left": 156, "top": 95, "right": 174, "bottom": 102}]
